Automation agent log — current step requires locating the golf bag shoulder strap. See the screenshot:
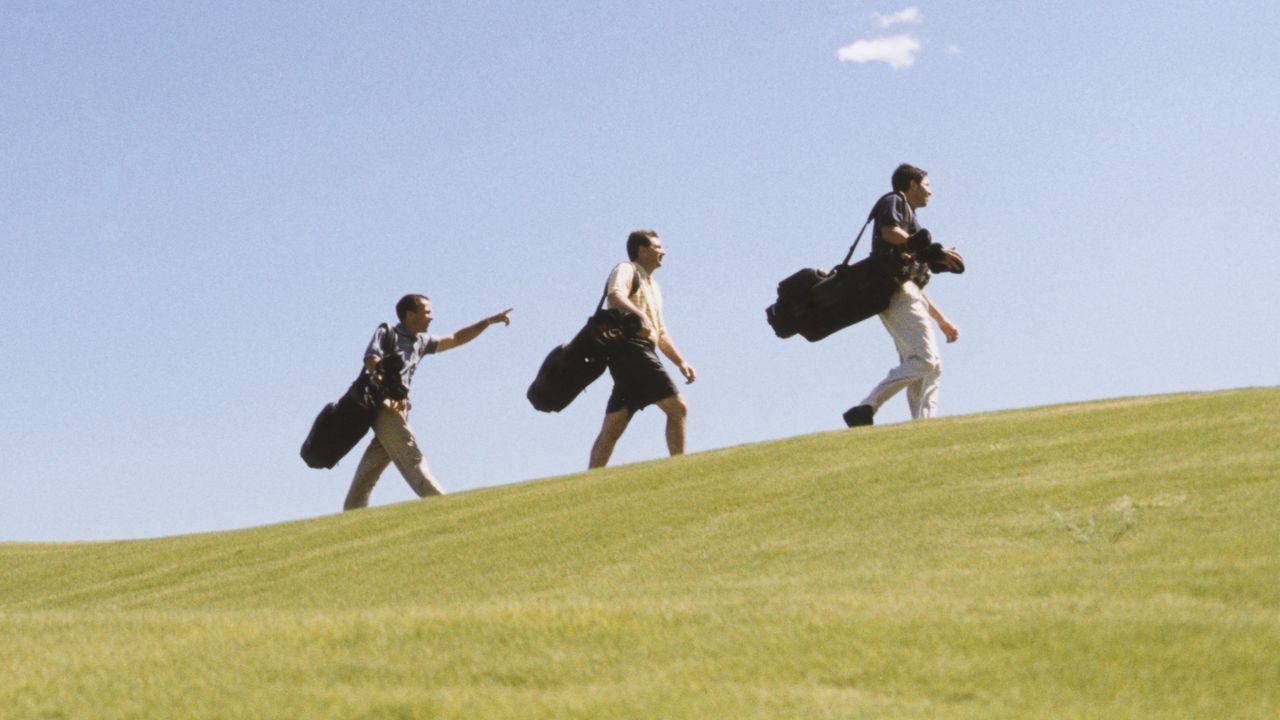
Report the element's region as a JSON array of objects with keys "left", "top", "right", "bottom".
[
  {"left": 840, "top": 216, "right": 875, "bottom": 267},
  {"left": 364, "top": 322, "right": 405, "bottom": 399},
  {"left": 840, "top": 192, "right": 904, "bottom": 267},
  {"left": 595, "top": 267, "right": 643, "bottom": 312},
  {"left": 377, "top": 322, "right": 398, "bottom": 356}
]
